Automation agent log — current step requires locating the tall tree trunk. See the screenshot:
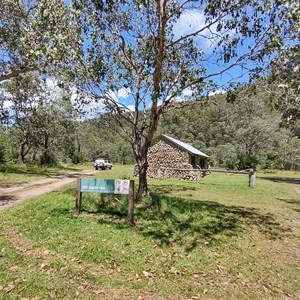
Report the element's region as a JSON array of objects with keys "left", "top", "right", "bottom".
[
  {"left": 17, "top": 142, "right": 25, "bottom": 164},
  {"left": 133, "top": 133, "right": 150, "bottom": 198},
  {"left": 75, "top": 133, "right": 81, "bottom": 164},
  {"left": 137, "top": 159, "right": 148, "bottom": 199},
  {"left": 132, "top": 0, "right": 167, "bottom": 198},
  {"left": 42, "top": 133, "right": 50, "bottom": 165},
  {"left": 17, "top": 138, "right": 29, "bottom": 164}
]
